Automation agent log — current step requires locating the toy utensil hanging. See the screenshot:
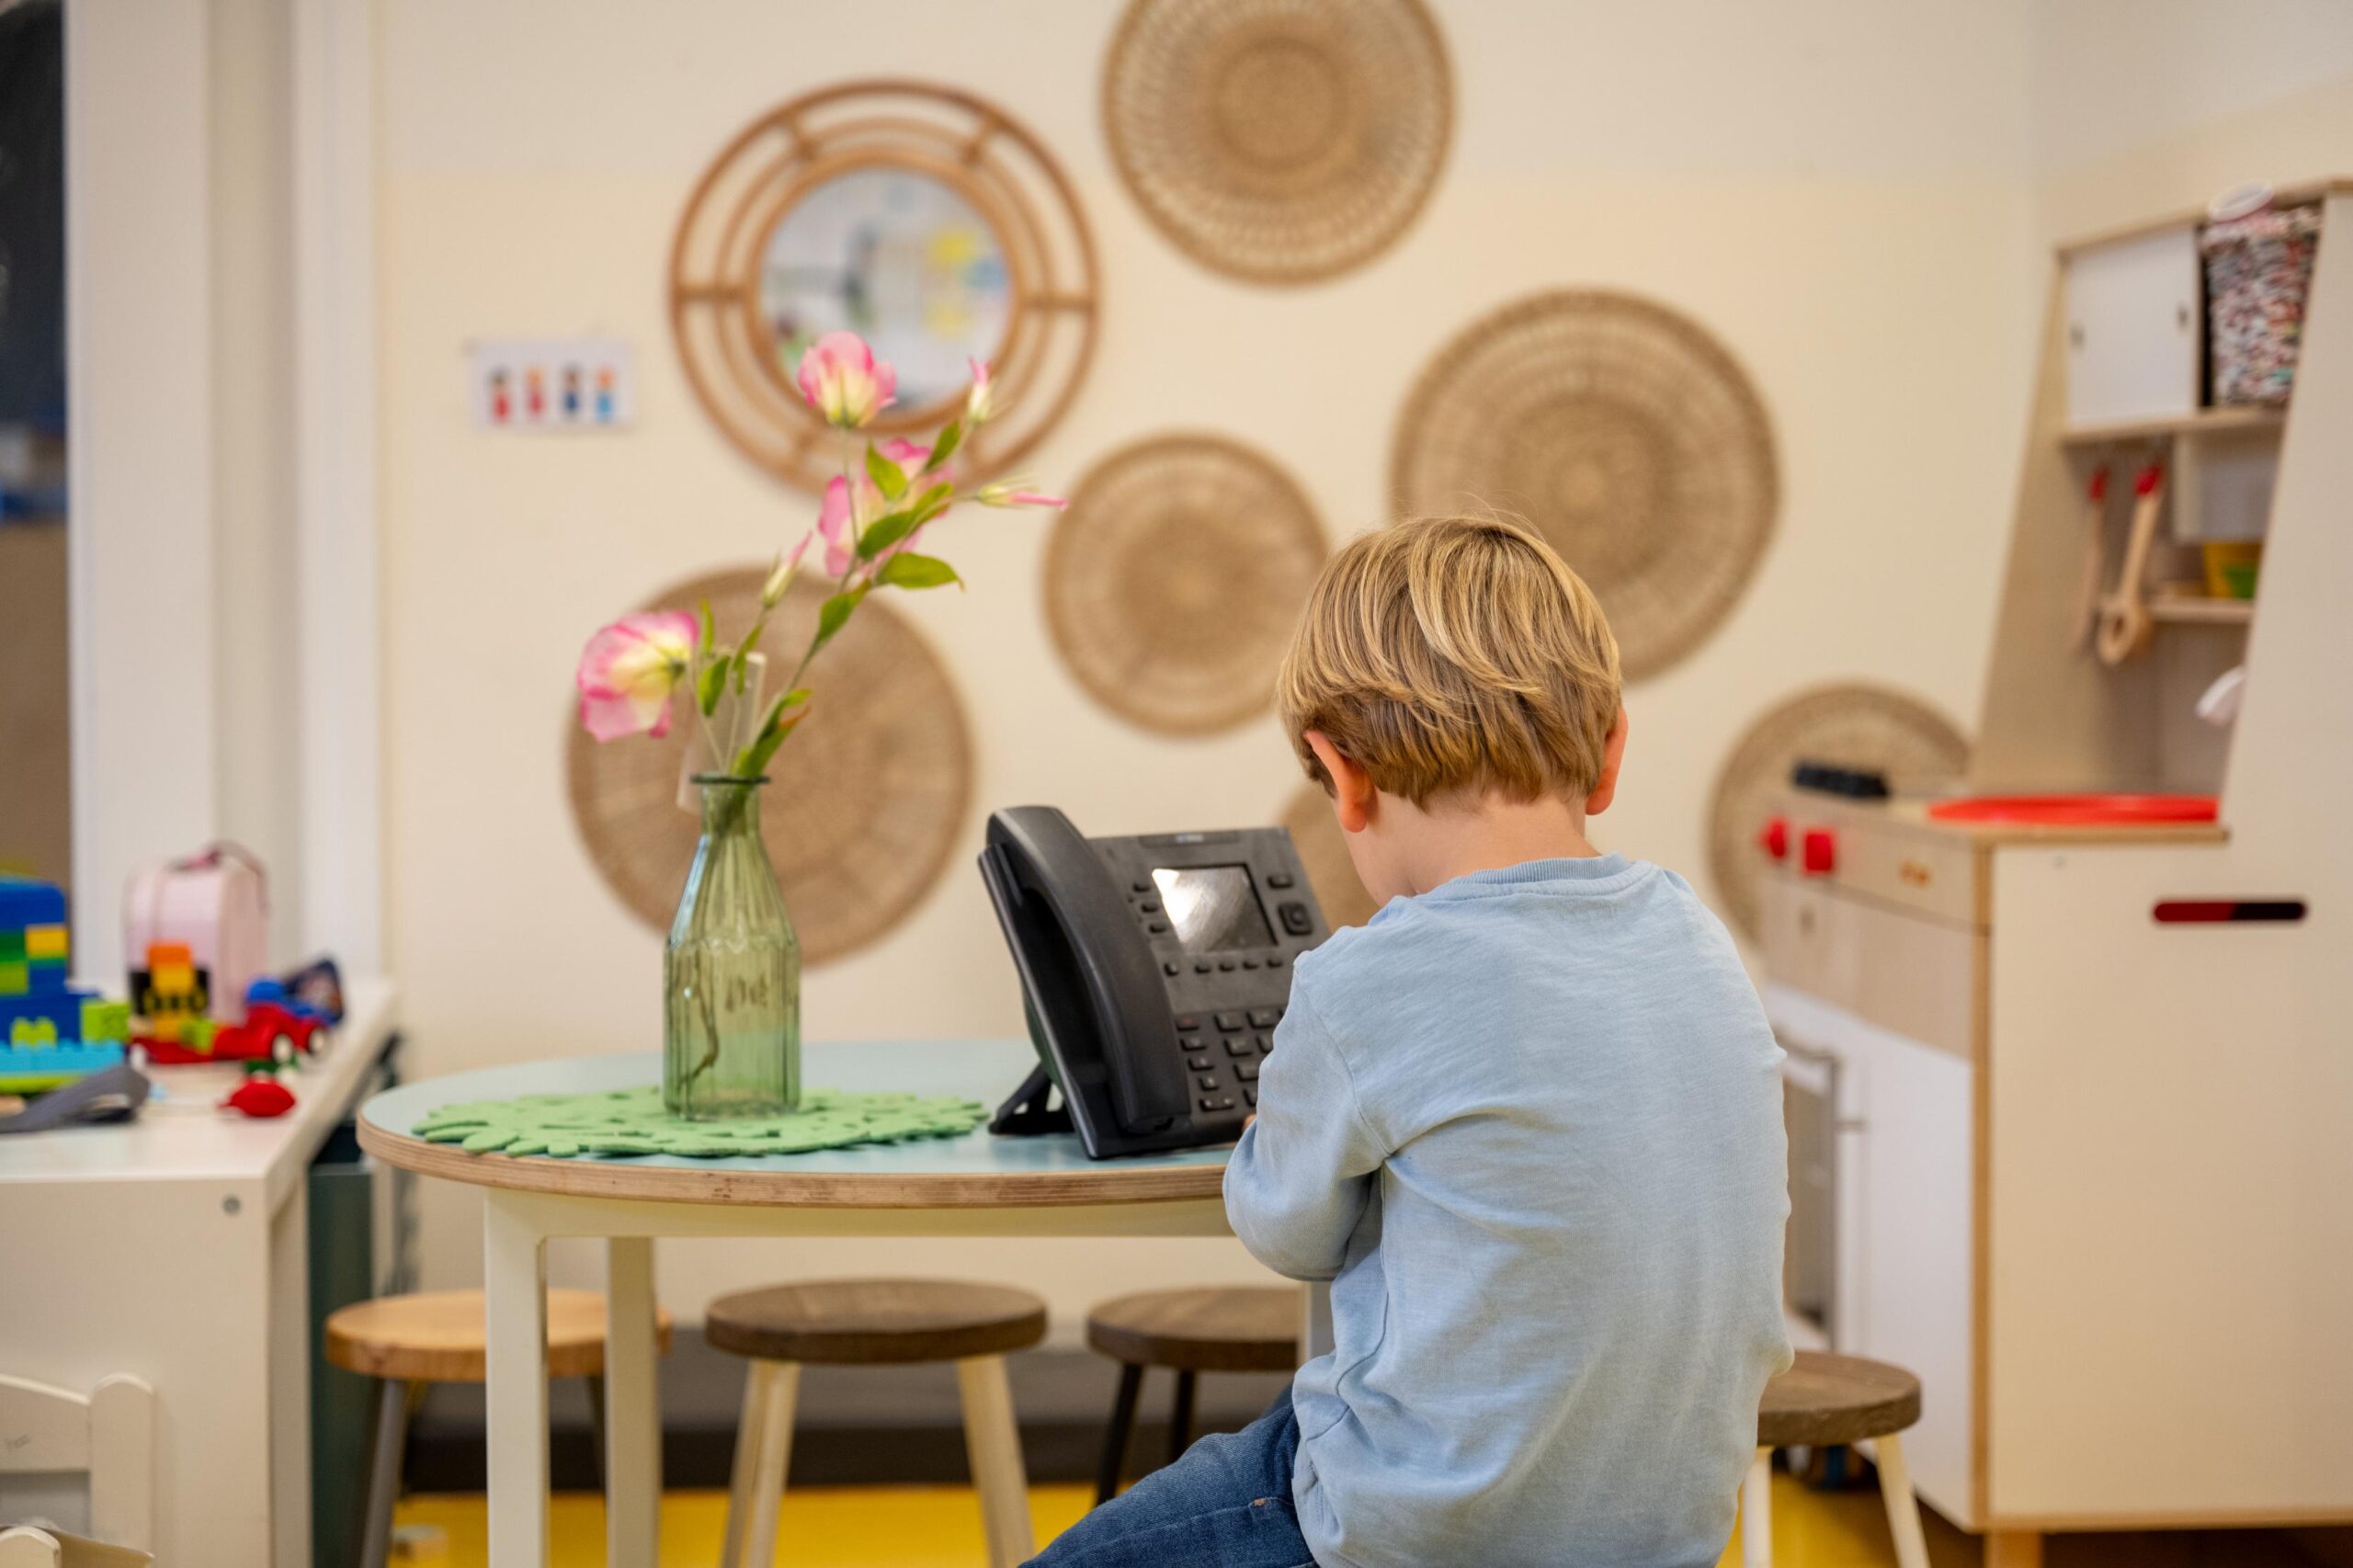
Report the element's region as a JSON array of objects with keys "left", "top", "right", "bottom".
[
  {"left": 2096, "top": 461, "right": 2165, "bottom": 665},
  {"left": 2071, "top": 464, "right": 2110, "bottom": 652}
]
